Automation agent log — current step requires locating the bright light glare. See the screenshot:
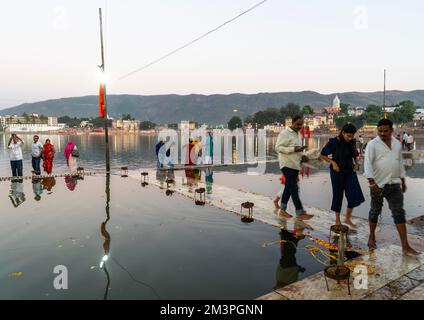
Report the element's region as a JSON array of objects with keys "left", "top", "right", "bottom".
[{"left": 96, "top": 69, "right": 111, "bottom": 85}]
